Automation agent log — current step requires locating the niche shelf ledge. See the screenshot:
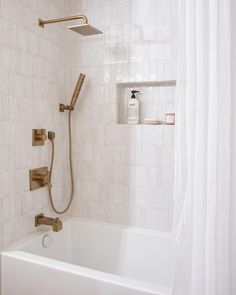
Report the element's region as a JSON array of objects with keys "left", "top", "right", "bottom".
[
  {"left": 116, "top": 80, "right": 176, "bottom": 125},
  {"left": 117, "top": 80, "right": 176, "bottom": 88}
]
